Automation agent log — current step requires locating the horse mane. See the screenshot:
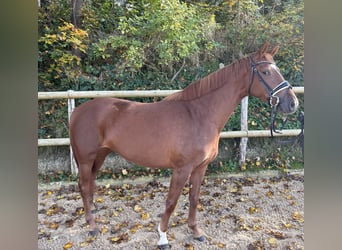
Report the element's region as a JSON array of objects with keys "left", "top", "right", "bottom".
[{"left": 163, "top": 57, "right": 248, "bottom": 101}]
